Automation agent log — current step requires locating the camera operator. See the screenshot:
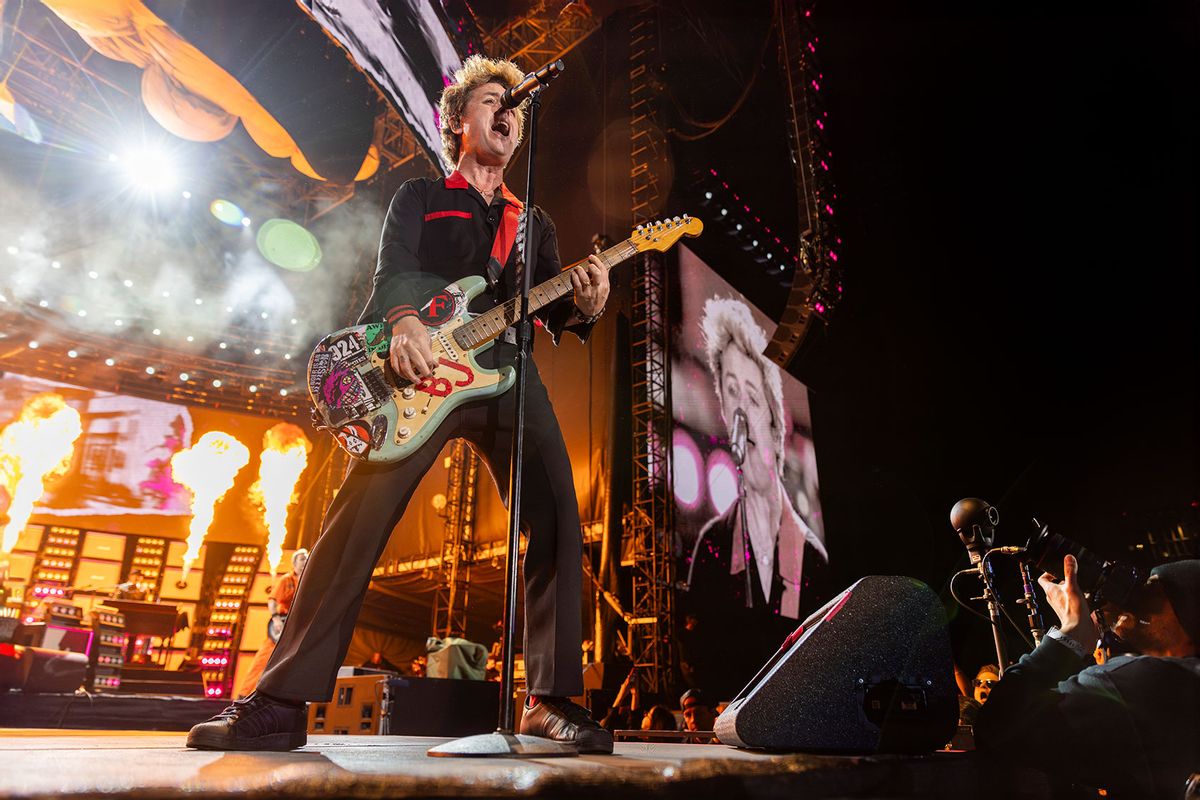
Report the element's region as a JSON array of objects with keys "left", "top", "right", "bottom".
[{"left": 976, "top": 556, "right": 1199, "bottom": 798}]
